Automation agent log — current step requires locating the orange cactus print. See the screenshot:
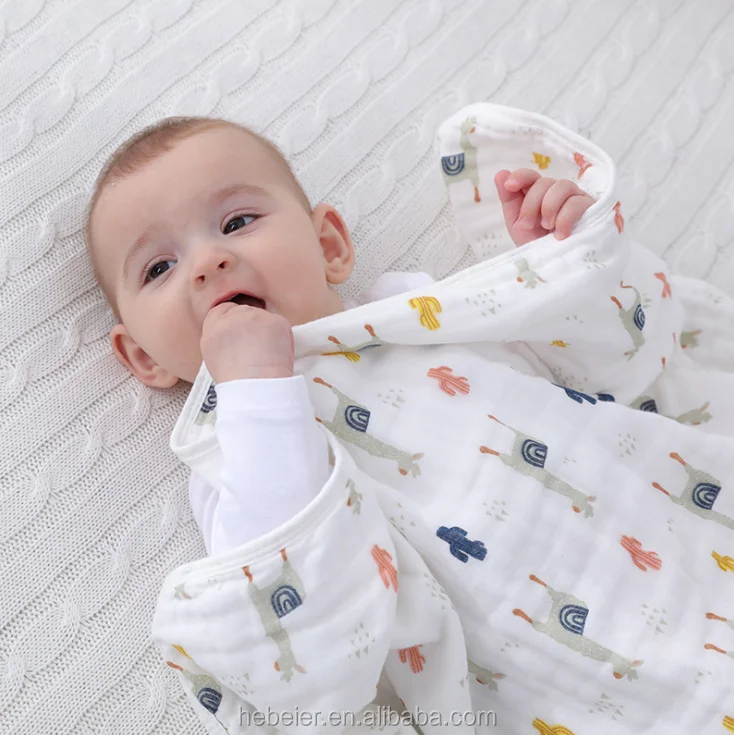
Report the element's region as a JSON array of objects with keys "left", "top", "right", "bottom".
[
  {"left": 573, "top": 152, "right": 592, "bottom": 179},
  {"left": 621, "top": 536, "right": 662, "bottom": 571},
  {"left": 409, "top": 296, "right": 442, "bottom": 330},
  {"left": 654, "top": 272, "right": 672, "bottom": 298},
  {"left": 532, "top": 719, "right": 576, "bottom": 735},
  {"left": 427, "top": 366, "right": 470, "bottom": 396},
  {"left": 398, "top": 645, "right": 426, "bottom": 673},
  {"left": 613, "top": 201, "right": 624, "bottom": 233},
  {"left": 712, "top": 551, "right": 734, "bottom": 572},
  {"left": 533, "top": 152, "right": 551, "bottom": 169},
  {"left": 372, "top": 544, "right": 398, "bottom": 592}
]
